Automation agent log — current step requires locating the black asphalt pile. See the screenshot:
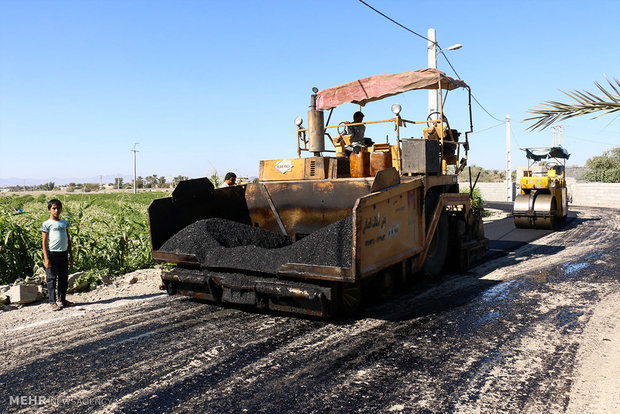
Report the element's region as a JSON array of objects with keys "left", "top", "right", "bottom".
[
  {"left": 159, "top": 216, "right": 353, "bottom": 274},
  {"left": 160, "top": 218, "right": 292, "bottom": 260}
]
